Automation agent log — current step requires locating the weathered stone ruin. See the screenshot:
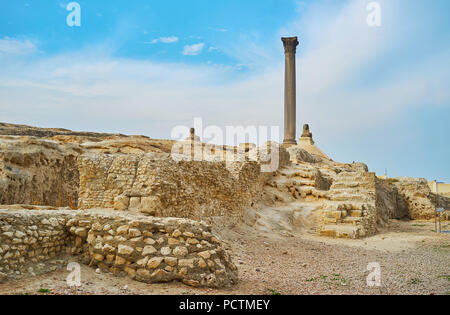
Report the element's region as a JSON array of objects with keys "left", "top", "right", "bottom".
[
  {"left": 0, "top": 122, "right": 449, "bottom": 287},
  {"left": 0, "top": 125, "right": 276, "bottom": 286},
  {"left": 1, "top": 34, "right": 448, "bottom": 293}
]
